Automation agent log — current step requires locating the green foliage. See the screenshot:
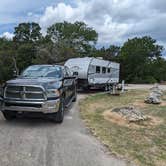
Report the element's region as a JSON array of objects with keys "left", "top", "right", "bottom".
[
  {"left": 93, "top": 45, "right": 120, "bottom": 61},
  {"left": 33, "top": 41, "right": 76, "bottom": 64},
  {"left": 119, "top": 36, "right": 164, "bottom": 83},
  {"left": 13, "top": 22, "right": 42, "bottom": 72},
  {"left": 16, "top": 43, "right": 36, "bottom": 71},
  {"left": 0, "top": 22, "right": 42, "bottom": 82},
  {"left": 14, "top": 22, "right": 42, "bottom": 42},
  {"left": 1, "top": 21, "right": 166, "bottom": 84},
  {"left": 132, "top": 76, "right": 157, "bottom": 84},
  {"left": 151, "top": 57, "right": 166, "bottom": 82},
  {"left": 0, "top": 38, "right": 15, "bottom": 83},
  {"left": 46, "top": 21, "right": 98, "bottom": 56}
]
